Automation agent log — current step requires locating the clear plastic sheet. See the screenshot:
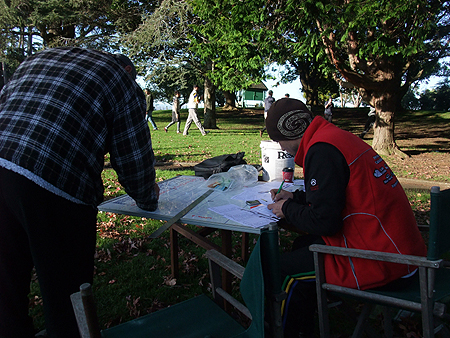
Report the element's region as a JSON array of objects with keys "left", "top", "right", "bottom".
[{"left": 202, "top": 164, "right": 259, "bottom": 192}]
